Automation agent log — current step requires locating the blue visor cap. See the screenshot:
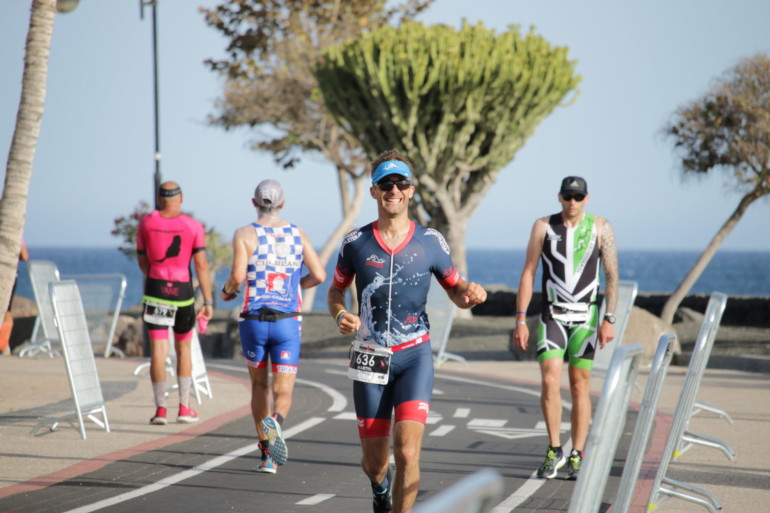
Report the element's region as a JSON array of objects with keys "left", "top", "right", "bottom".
[{"left": 372, "top": 160, "right": 413, "bottom": 185}]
